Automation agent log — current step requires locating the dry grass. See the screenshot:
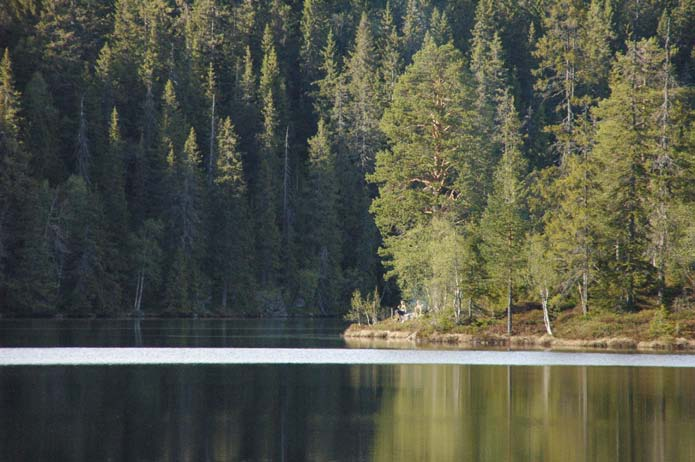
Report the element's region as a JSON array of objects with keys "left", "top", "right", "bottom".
[{"left": 344, "top": 305, "right": 695, "bottom": 351}]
